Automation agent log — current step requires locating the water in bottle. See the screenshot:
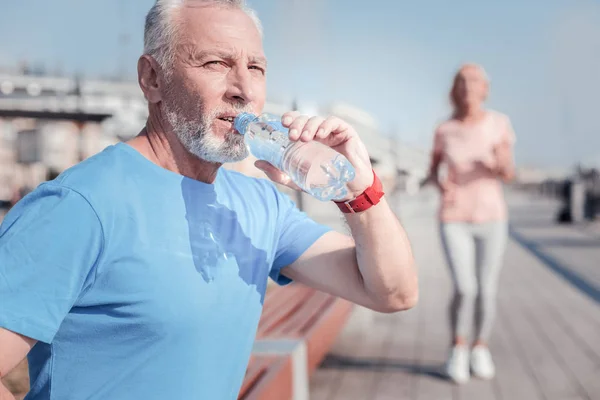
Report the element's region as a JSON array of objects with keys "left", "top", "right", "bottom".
[{"left": 234, "top": 112, "right": 356, "bottom": 201}]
